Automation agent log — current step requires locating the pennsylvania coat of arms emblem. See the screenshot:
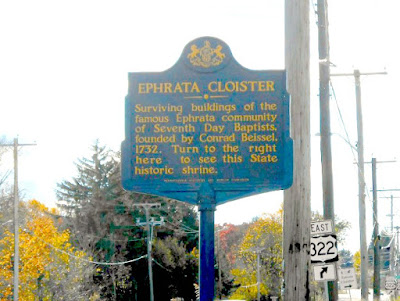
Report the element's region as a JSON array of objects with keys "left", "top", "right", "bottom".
[{"left": 187, "top": 40, "right": 225, "bottom": 68}]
